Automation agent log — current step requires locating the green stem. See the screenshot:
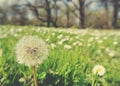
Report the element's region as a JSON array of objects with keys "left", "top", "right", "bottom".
[
  {"left": 92, "top": 74, "right": 95, "bottom": 86},
  {"left": 32, "top": 66, "right": 38, "bottom": 86}
]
